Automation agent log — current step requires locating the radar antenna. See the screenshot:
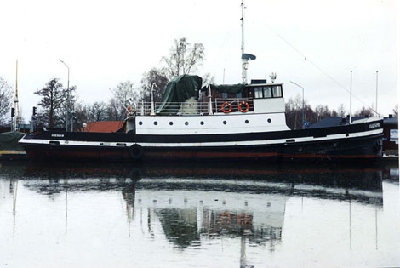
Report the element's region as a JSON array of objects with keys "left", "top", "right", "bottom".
[{"left": 270, "top": 72, "right": 277, "bottom": 83}]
